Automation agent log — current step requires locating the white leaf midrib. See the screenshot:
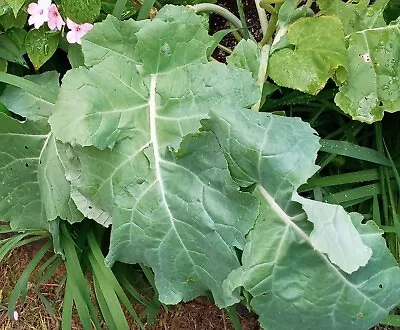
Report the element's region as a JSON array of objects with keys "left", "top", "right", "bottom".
[{"left": 149, "top": 74, "right": 185, "bottom": 243}]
